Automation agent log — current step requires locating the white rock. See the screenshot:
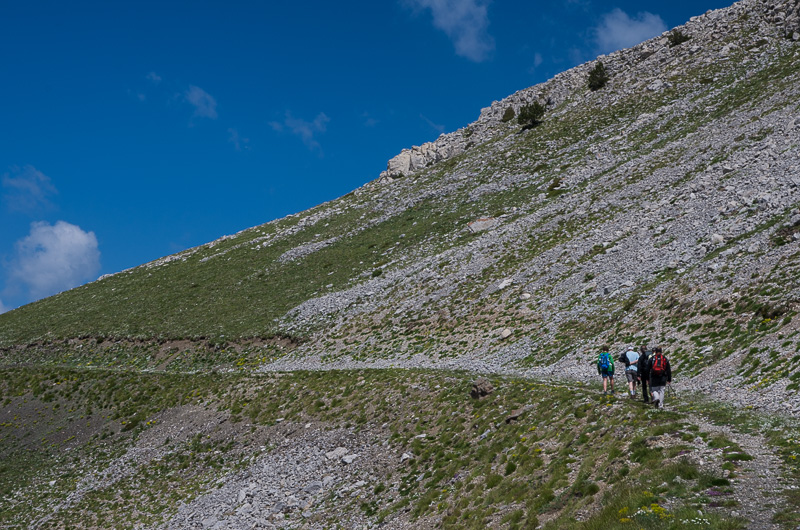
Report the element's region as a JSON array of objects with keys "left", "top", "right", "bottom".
[
  {"left": 468, "top": 217, "right": 500, "bottom": 233},
  {"left": 325, "top": 447, "right": 348, "bottom": 460}
]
